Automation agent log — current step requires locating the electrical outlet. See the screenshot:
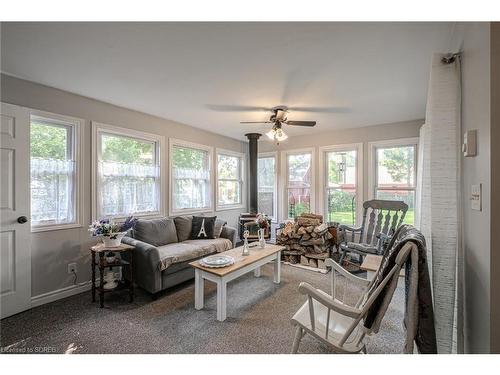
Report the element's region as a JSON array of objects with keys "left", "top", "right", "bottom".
[{"left": 68, "top": 263, "right": 77, "bottom": 274}]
